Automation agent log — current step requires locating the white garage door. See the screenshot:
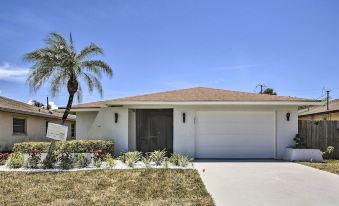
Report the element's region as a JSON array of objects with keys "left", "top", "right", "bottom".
[{"left": 195, "top": 111, "right": 276, "bottom": 158}]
